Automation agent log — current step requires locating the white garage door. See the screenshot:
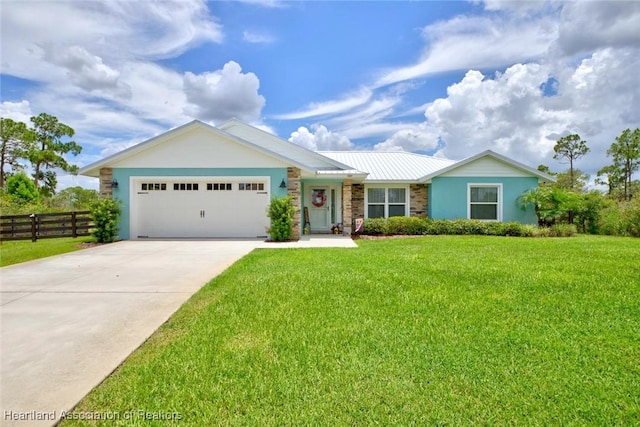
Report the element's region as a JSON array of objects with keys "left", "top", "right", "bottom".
[{"left": 133, "top": 178, "right": 270, "bottom": 238}]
